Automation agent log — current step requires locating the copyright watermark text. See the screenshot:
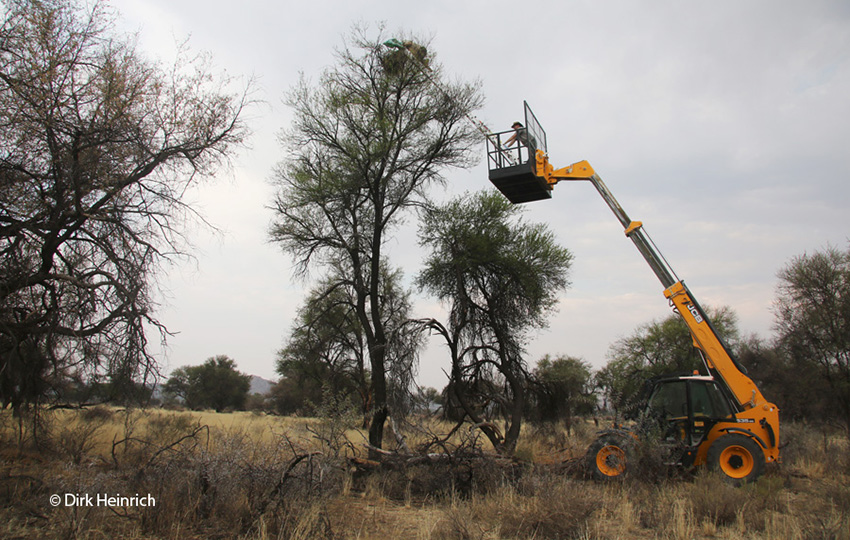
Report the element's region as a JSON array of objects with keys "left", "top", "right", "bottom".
[{"left": 50, "top": 493, "right": 156, "bottom": 508}]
